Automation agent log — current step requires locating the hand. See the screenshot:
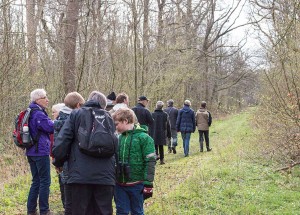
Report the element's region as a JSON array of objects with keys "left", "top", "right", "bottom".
[
  {"left": 143, "top": 184, "right": 153, "bottom": 200},
  {"left": 55, "top": 167, "right": 63, "bottom": 173}
]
